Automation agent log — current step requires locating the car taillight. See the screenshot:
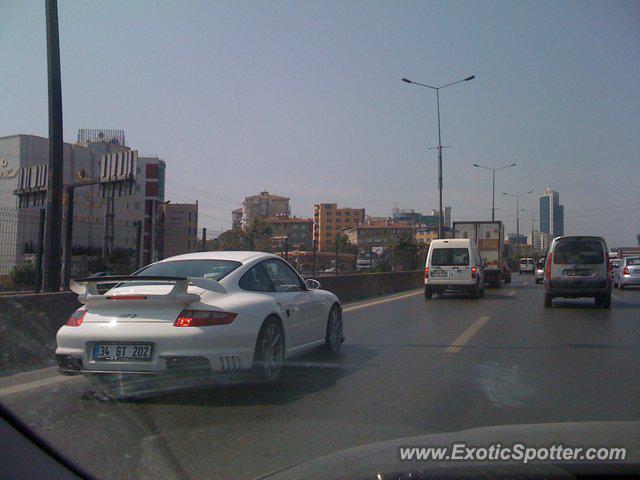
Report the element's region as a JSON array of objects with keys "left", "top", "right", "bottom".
[
  {"left": 545, "top": 254, "right": 552, "bottom": 280},
  {"left": 424, "top": 267, "right": 429, "bottom": 279},
  {"left": 623, "top": 267, "right": 630, "bottom": 275},
  {"left": 66, "top": 308, "right": 87, "bottom": 327},
  {"left": 471, "top": 266, "right": 477, "bottom": 278},
  {"left": 174, "top": 310, "right": 237, "bottom": 327}
]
